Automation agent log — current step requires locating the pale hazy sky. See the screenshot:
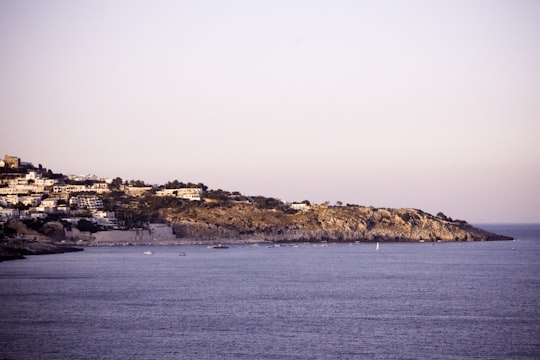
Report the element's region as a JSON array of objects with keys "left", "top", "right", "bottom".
[{"left": 1, "top": 0, "right": 539, "bottom": 223}]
